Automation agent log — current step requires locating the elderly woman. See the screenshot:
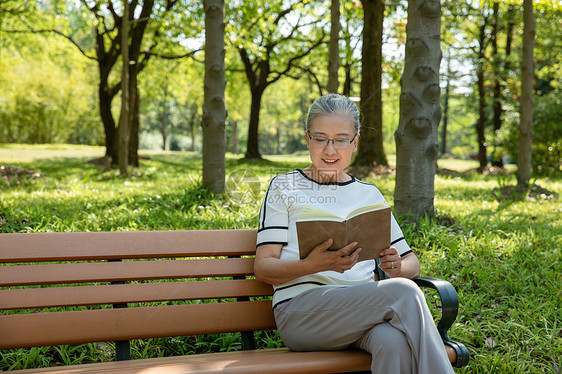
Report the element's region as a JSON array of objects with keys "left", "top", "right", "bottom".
[{"left": 254, "top": 94, "right": 454, "bottom": 374}]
